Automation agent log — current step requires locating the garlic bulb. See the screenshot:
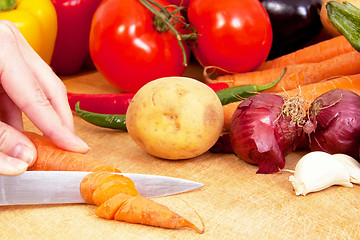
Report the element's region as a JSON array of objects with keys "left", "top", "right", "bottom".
[
  {"left": 332, "top": 153, "right": 360, "bottom": 184},
  {"left": 289, "top": 151, "right": 353, "bottom": 196}
]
